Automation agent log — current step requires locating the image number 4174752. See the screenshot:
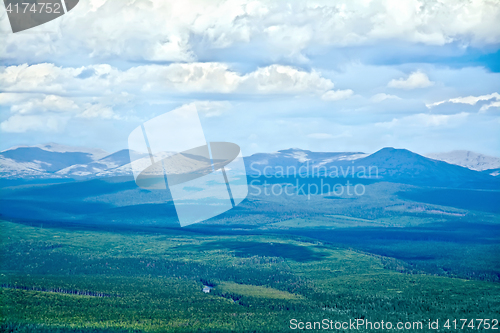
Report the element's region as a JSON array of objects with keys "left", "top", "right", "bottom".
[{"left": 3, "top": 0, "right": 79, "bottom": 33}]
